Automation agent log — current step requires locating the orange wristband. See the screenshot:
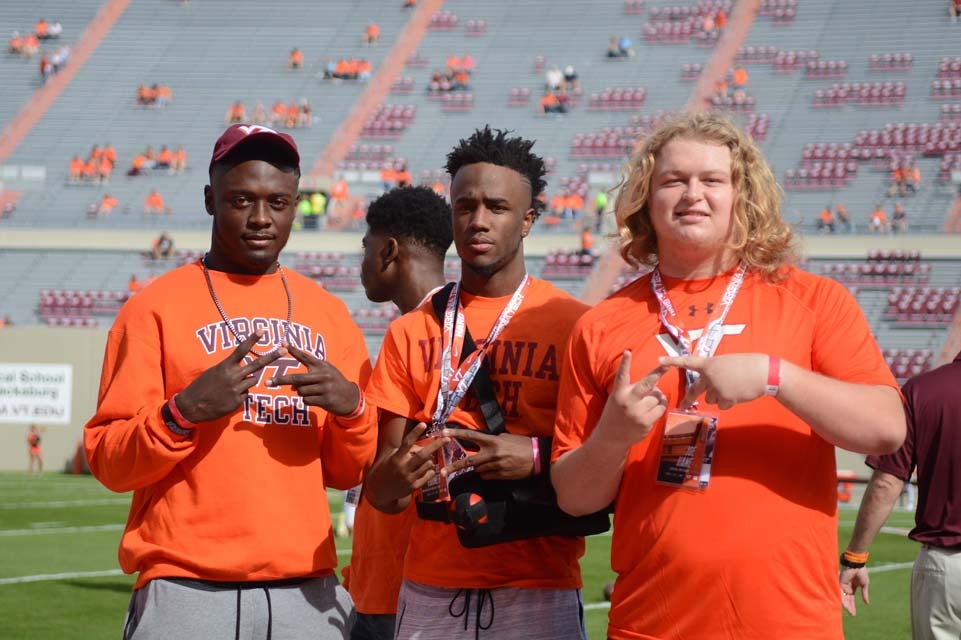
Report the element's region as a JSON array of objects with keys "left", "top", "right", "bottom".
[{"left": 843, "top": 550, "right": 869, "bottom": 564}]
